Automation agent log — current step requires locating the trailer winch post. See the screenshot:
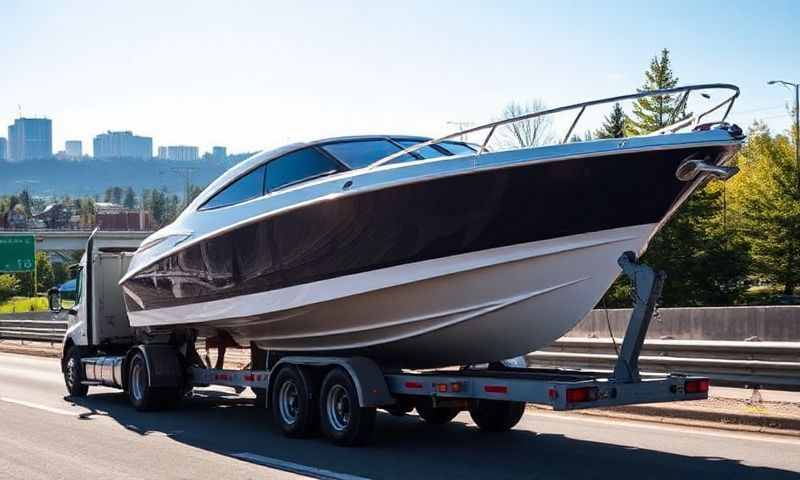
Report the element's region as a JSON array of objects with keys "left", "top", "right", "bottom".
[{"left": 612, "top": 251, "right": 666, "bottom": 383}]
